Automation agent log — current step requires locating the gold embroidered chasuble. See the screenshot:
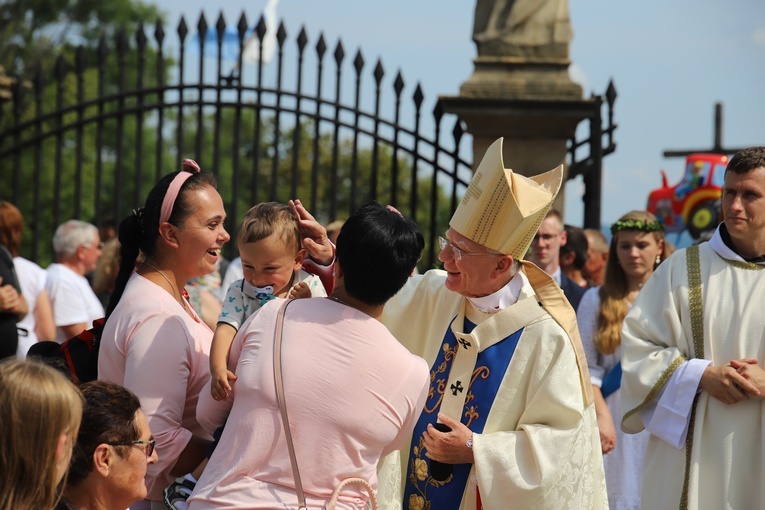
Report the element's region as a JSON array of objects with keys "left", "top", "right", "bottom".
[
  {"left": 622, "top": 243, "right": 765, "bottom": 509},
  {"left": 377, "top": 268, "right": 607, "bottom": 510}
]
